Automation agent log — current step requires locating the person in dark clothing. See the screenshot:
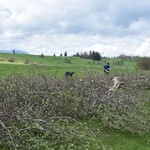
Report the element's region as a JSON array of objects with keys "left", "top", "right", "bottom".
[
  {"left": 65, "top": 71, "right": 75, "bottom": 80},
  {"left": 103, "top": 63, "right": 110, "bottom": 74}
]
